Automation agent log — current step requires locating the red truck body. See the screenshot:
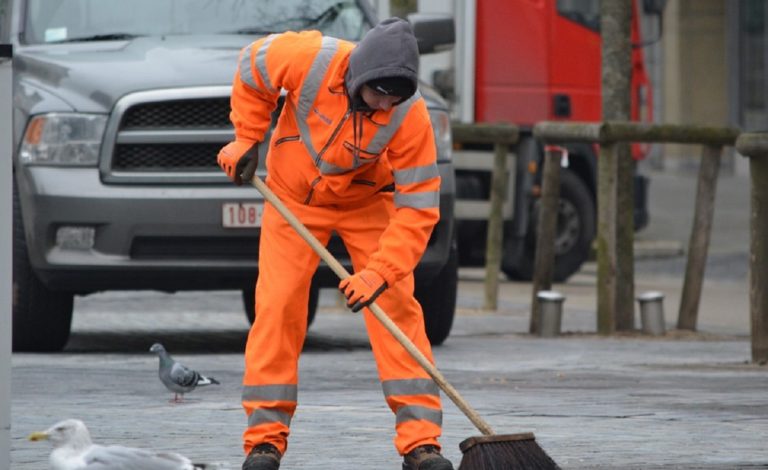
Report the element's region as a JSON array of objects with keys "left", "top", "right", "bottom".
[
  {"left": 452, "top": 0, "right": 652, "bottom": 280},
  {"left": 474, "top": 0, "right": 650, "bottom": 131}
]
